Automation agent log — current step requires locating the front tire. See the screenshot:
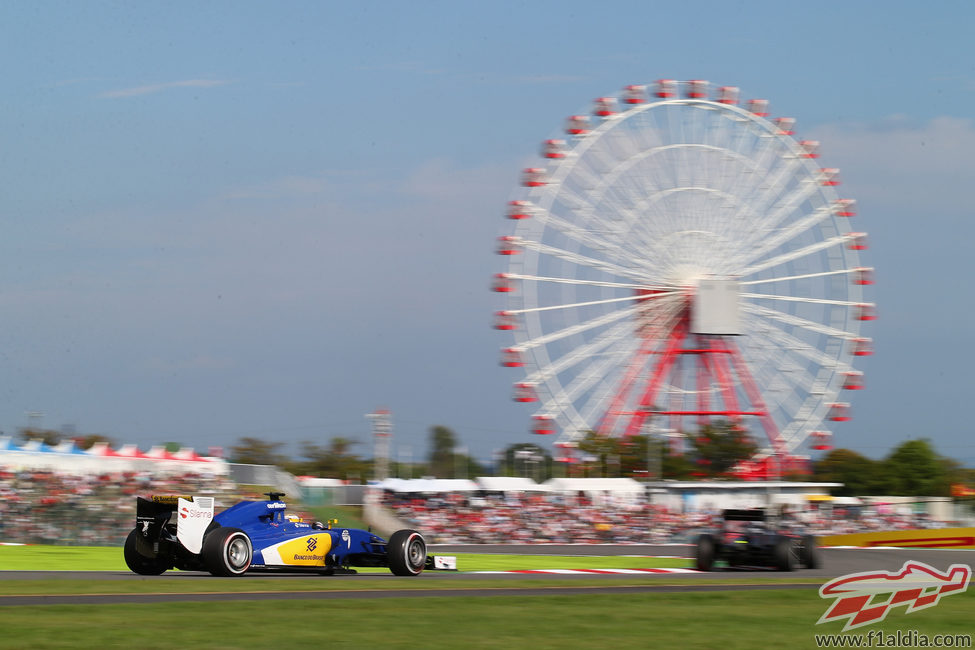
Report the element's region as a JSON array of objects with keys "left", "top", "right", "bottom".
[
  {"left": 695, "top": 533, "right": 715, "bottom": 571},
  {"left": 124, "top": 528, "right": 170, "bottom": 575},
  {"left": 387, "top": 529, "right": 426, "bottom": 576},
  {"left": 202, "top": 527, "right": 252, "bottom": 577}
]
